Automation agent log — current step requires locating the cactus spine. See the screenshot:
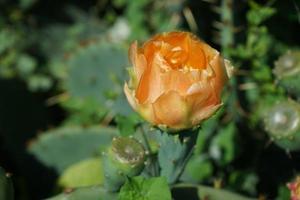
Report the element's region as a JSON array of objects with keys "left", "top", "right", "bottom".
[{"left": 102, "top": 136, "right": 146, "bottom": 191}]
